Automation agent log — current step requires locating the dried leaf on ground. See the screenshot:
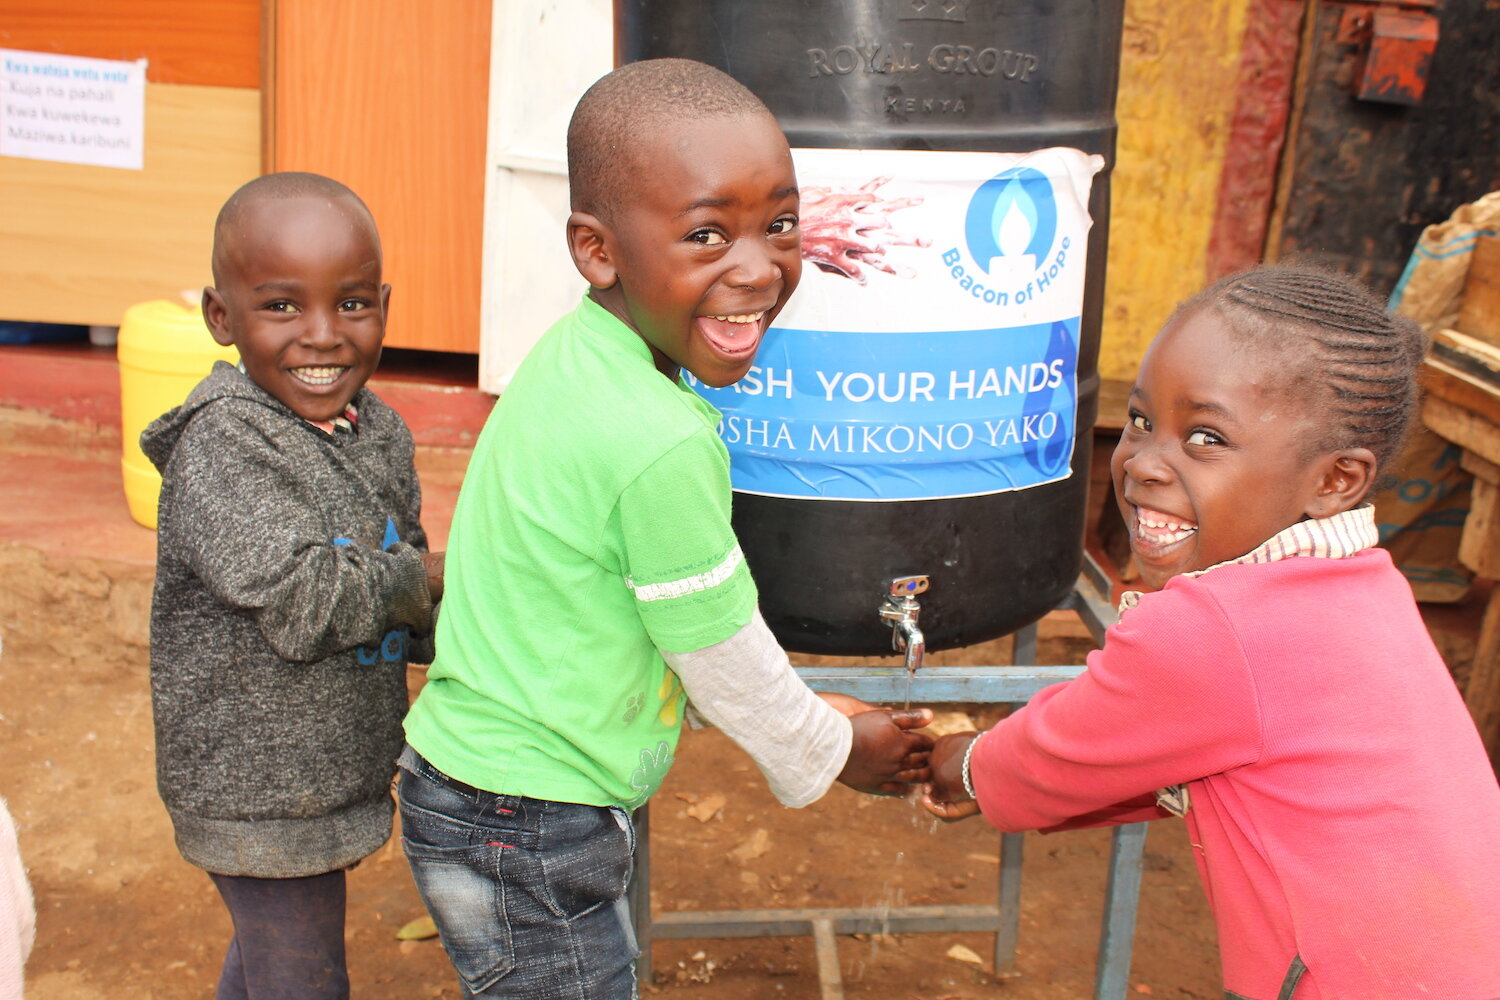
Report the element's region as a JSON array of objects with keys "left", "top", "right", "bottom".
[
  {"left": 729, "top": 827, "right": 771, "bottom": 864},
  {"left": 945, "top": 943, "right": 984, "bottom": 966},
  {"left": 686, "top": 792, "right": 726, "bottom": 823},
  {"left": 396, "top": 914, "right": 439, "bottom": 940}
]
